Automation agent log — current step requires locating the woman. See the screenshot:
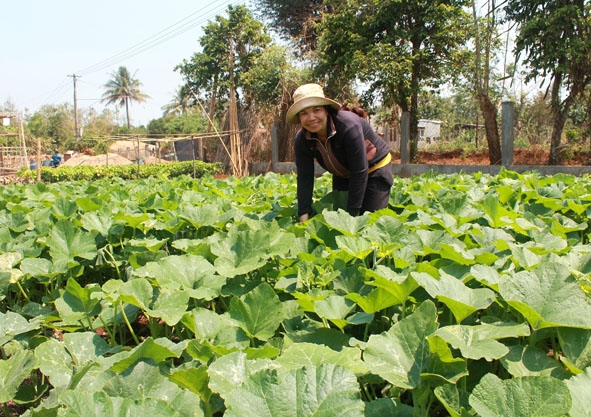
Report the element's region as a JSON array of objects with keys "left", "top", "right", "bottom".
[{"left": 287, "top": 83, "right": 393, "bottom": 222}]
